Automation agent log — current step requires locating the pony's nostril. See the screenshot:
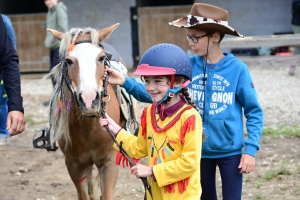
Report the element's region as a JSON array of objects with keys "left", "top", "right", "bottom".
[
  {"left": 92, "top": 92, "right": 100, "bottom": 109},
  {"left": 78, "top": 94, "right": 87, "bottom": 111}
]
